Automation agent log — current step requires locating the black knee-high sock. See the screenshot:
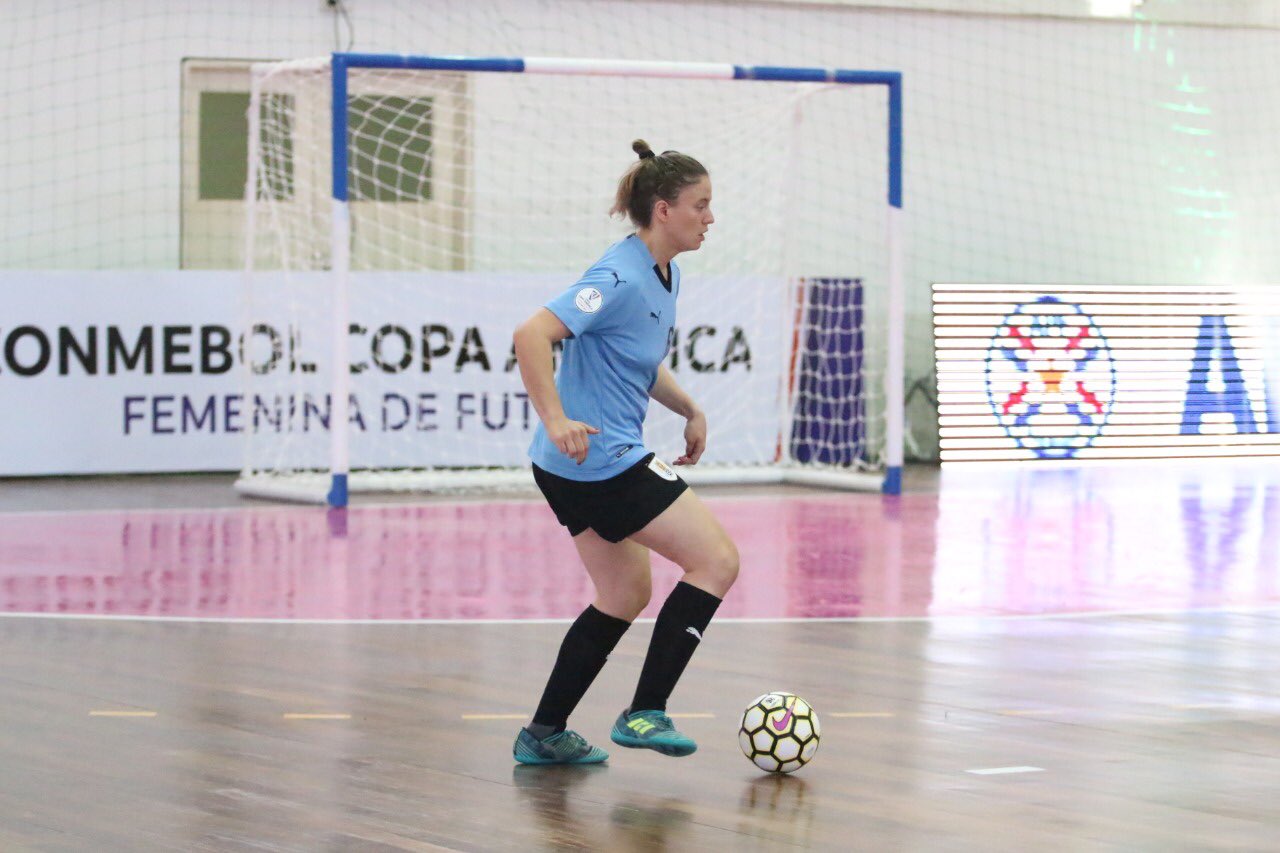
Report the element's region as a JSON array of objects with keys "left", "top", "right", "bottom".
[
  {"left": 630, "top": 581, "right": 722, "bottom": 713},
  {"left": 530, "top": 605, "right": 631, "bottom": 733}
]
